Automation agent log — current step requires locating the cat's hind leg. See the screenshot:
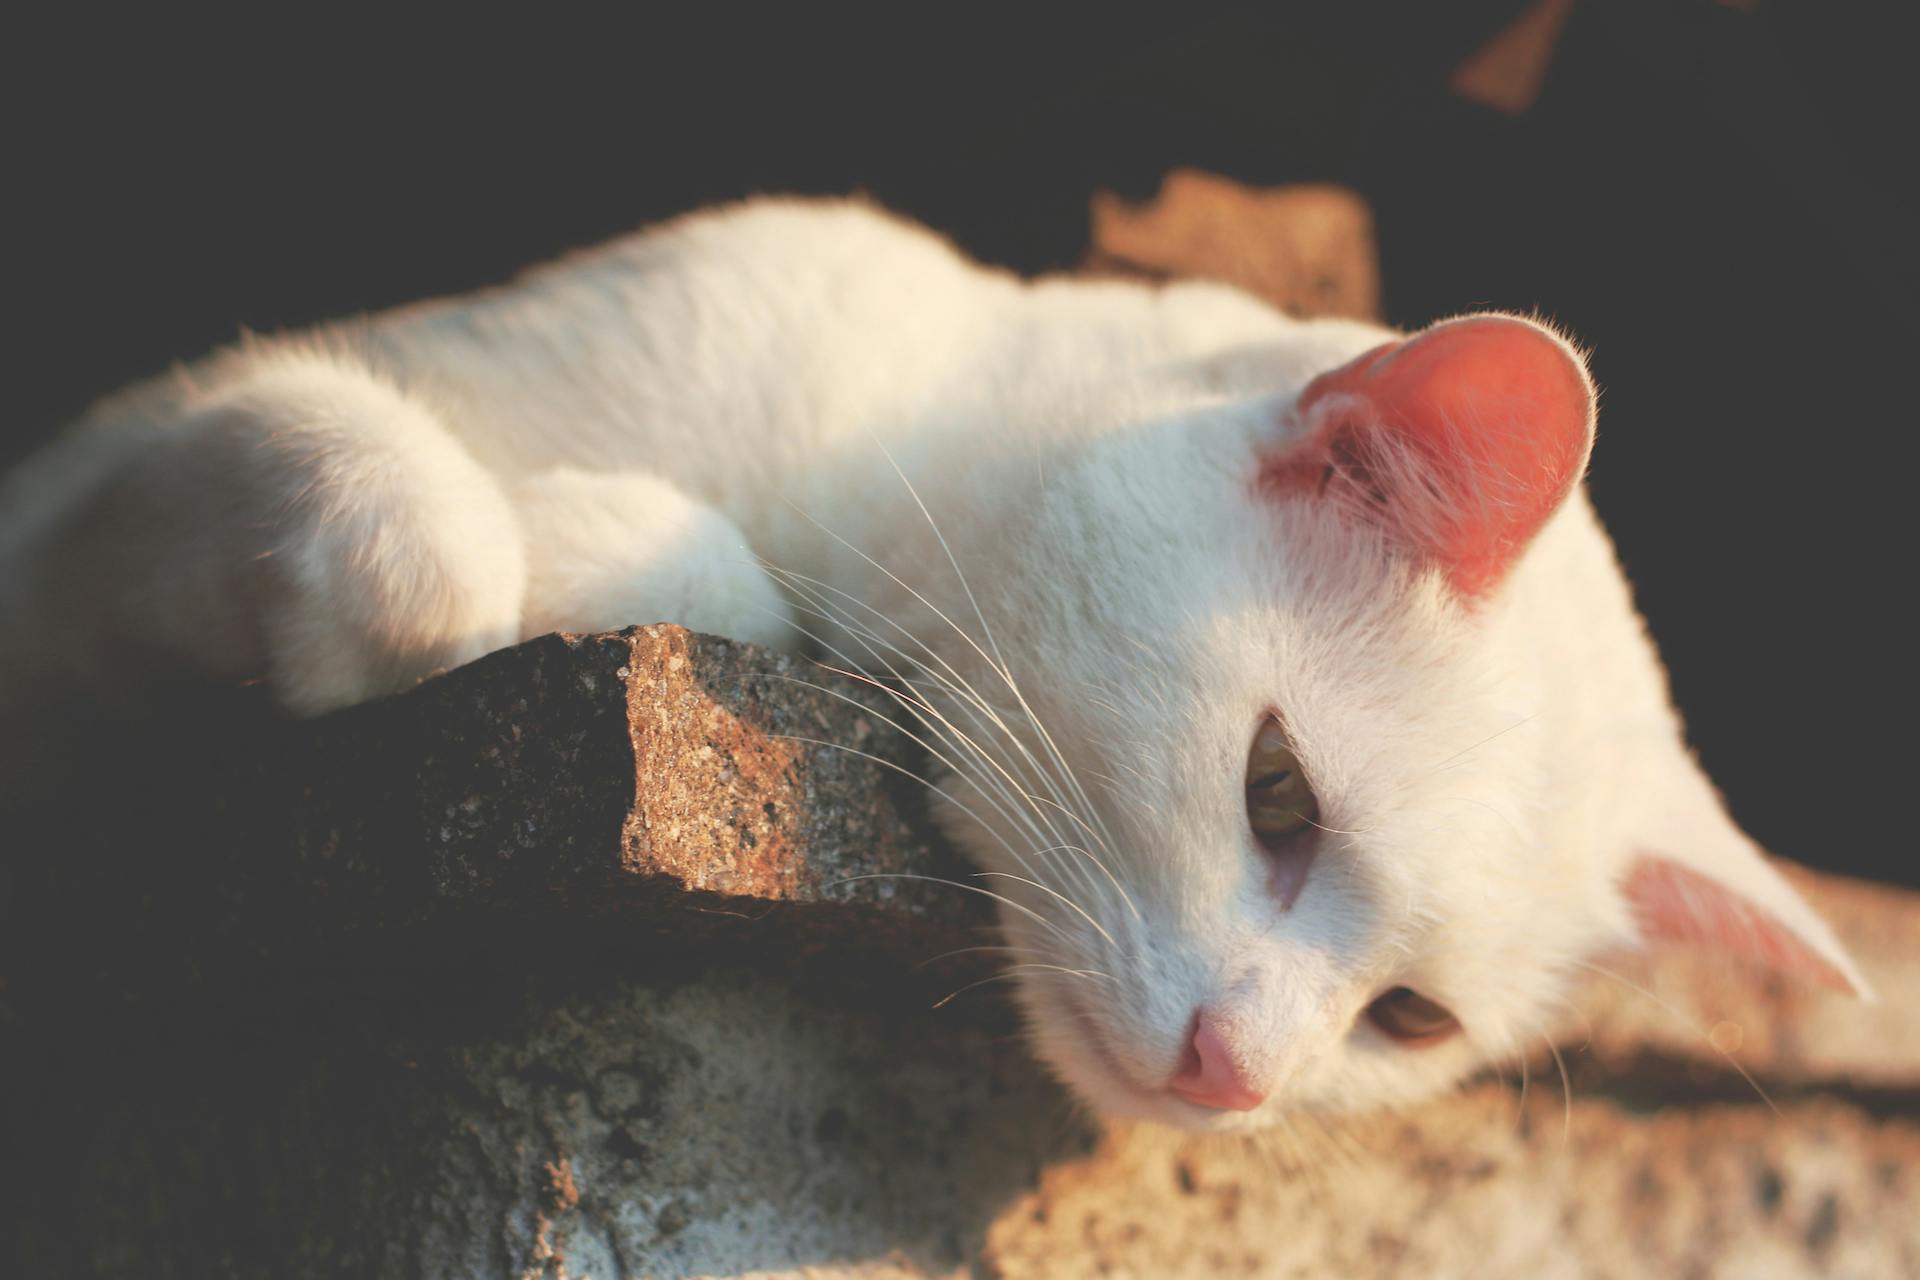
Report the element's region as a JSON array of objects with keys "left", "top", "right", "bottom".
[
  {"left": 4, "top": 352, "right": 527, "bottom": 715},
  {"left": 511, "top": 468, "right": 795, "bottom": 649}
]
